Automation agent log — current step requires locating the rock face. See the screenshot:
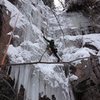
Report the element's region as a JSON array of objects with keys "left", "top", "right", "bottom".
[
  {"left": 0, "top": 4, "right": 15, "bottom": 100},
  {"left": 17, "top": 85, "right": 25, "bottom": 100},
  {"left": 71, "top": 55, "right": 100, "bottom": 100},
  {"left": 90, "top": 0, "right": 100, "bottom": 33},
  {"left": 66, "top": 0, "right": 96, "bottom": 12},
  {"left": 66, "top": 0, "right": 100, "bottom": 33},
  {"left": 0, "top": 5, "right": 3, "bottom": 37},
  {"left": 42, "top": 0, "right": 54, "bottom": 8},
  {"left": 0, "top": 5, "right": 12, "bottom": 65},
  {"left": 0, "top": 75, "right": 16, "bottom": 100},
  {"left": 8, "top": 0, "right": 18, "bottom": 5}
]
